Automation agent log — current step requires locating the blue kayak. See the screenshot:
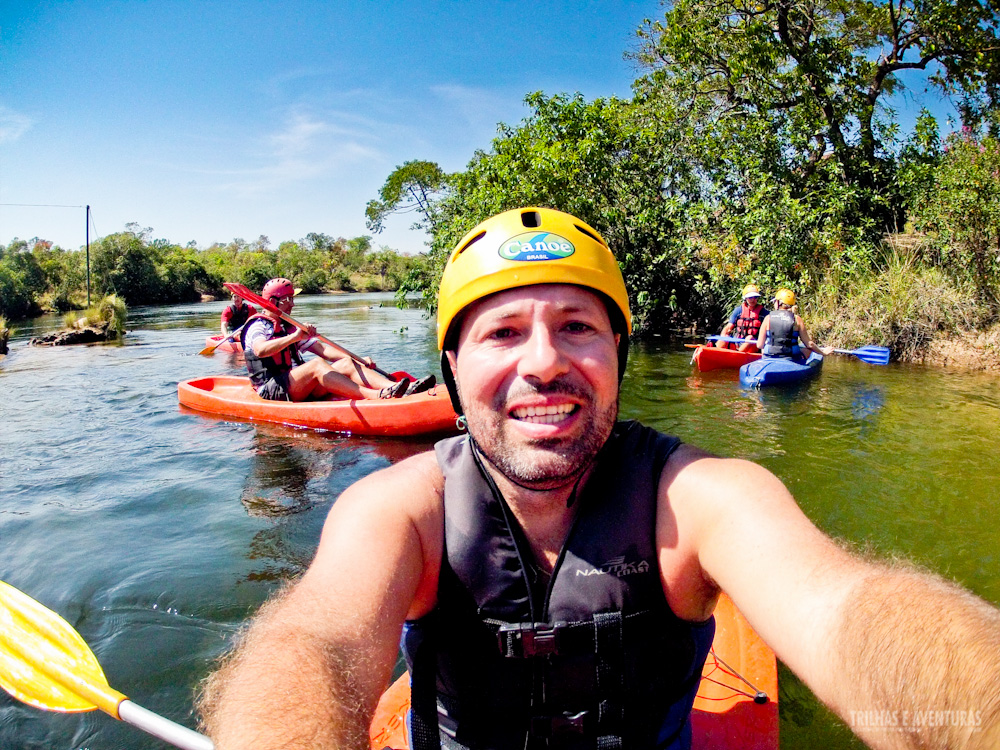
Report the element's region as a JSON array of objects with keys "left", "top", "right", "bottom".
[{"left": 739, "top": 353, "right": 823, "bottom": 388}]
